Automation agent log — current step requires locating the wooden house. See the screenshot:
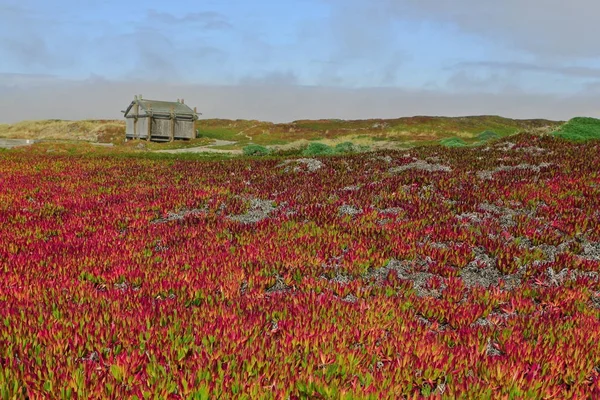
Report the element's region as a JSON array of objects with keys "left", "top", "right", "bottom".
[{"left": 122, "top": 95, "right": 199, "bottom": 141}]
